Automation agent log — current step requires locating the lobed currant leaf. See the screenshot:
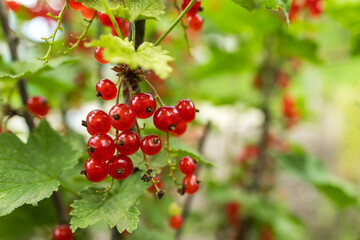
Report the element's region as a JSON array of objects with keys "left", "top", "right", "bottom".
[
  {"left": 78, "top": 0, "right": 165, "bottom": 22},
  {"left": 0, "top": 121, "right": 81, "bottom": 216},
  {"left": 87, "top": 35, "right": 174, "bottom": 79},
  {"left": 70, "top": 172, "right": 150, "bottom": 233}
]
